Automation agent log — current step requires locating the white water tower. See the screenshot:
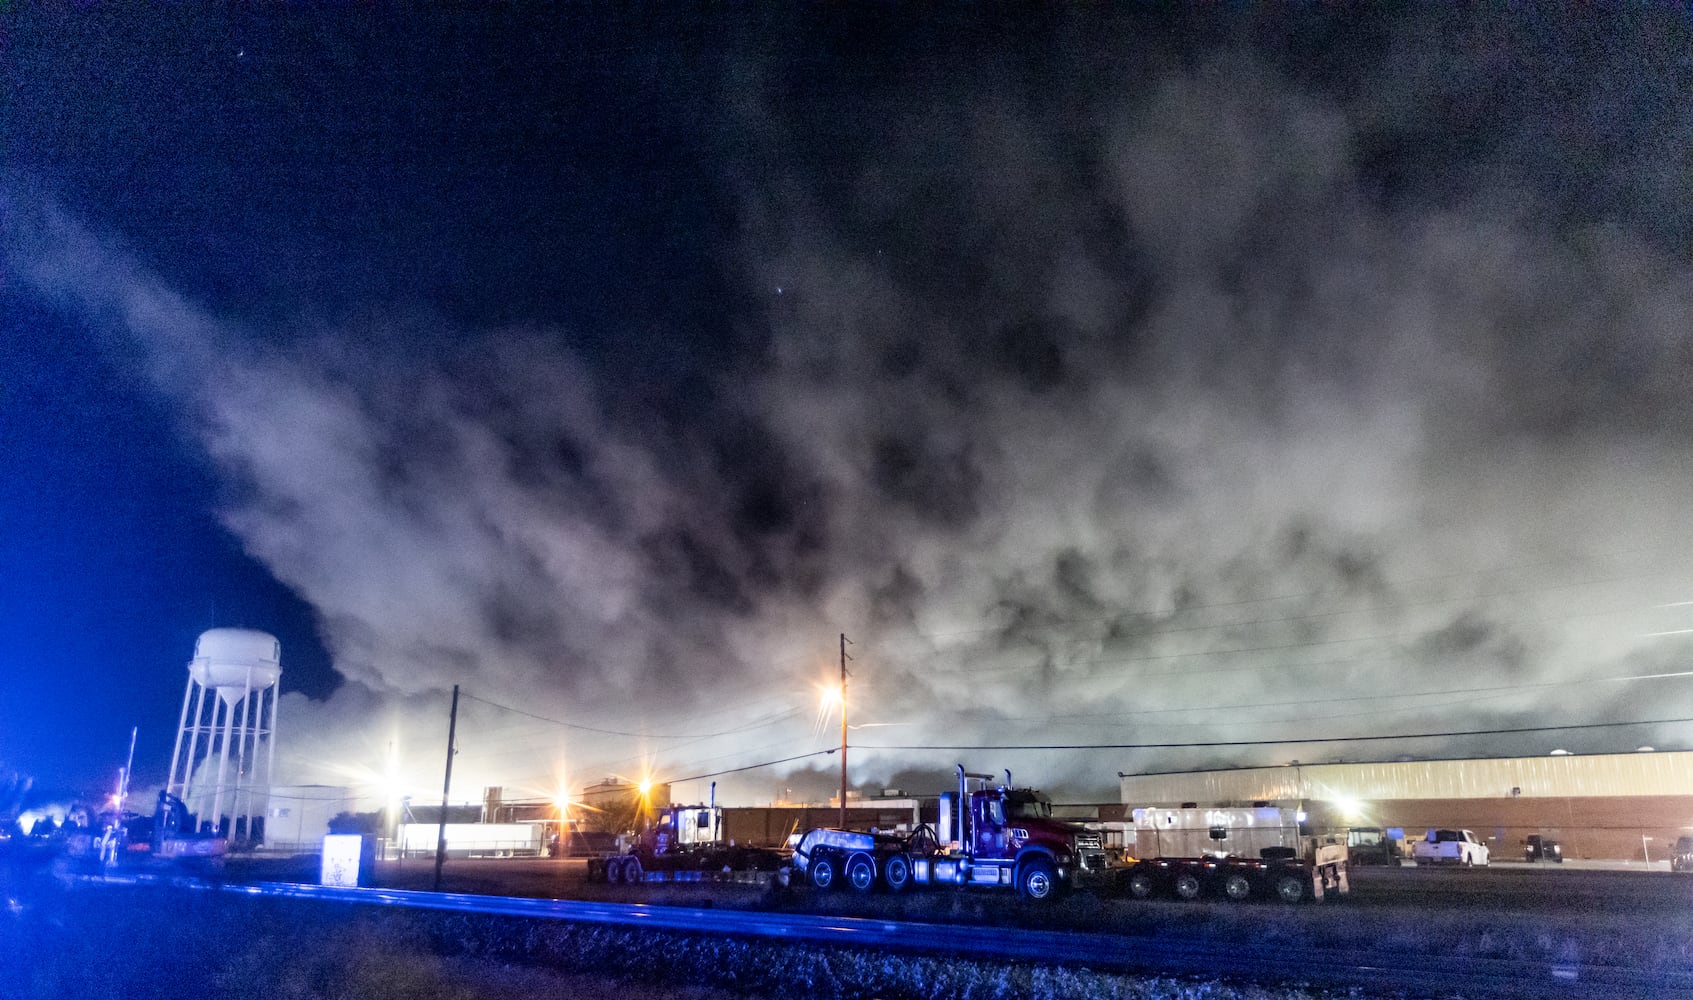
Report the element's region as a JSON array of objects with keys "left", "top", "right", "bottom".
[{"left": 165, "top": 628, "right": 282, "bottom": 843}]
